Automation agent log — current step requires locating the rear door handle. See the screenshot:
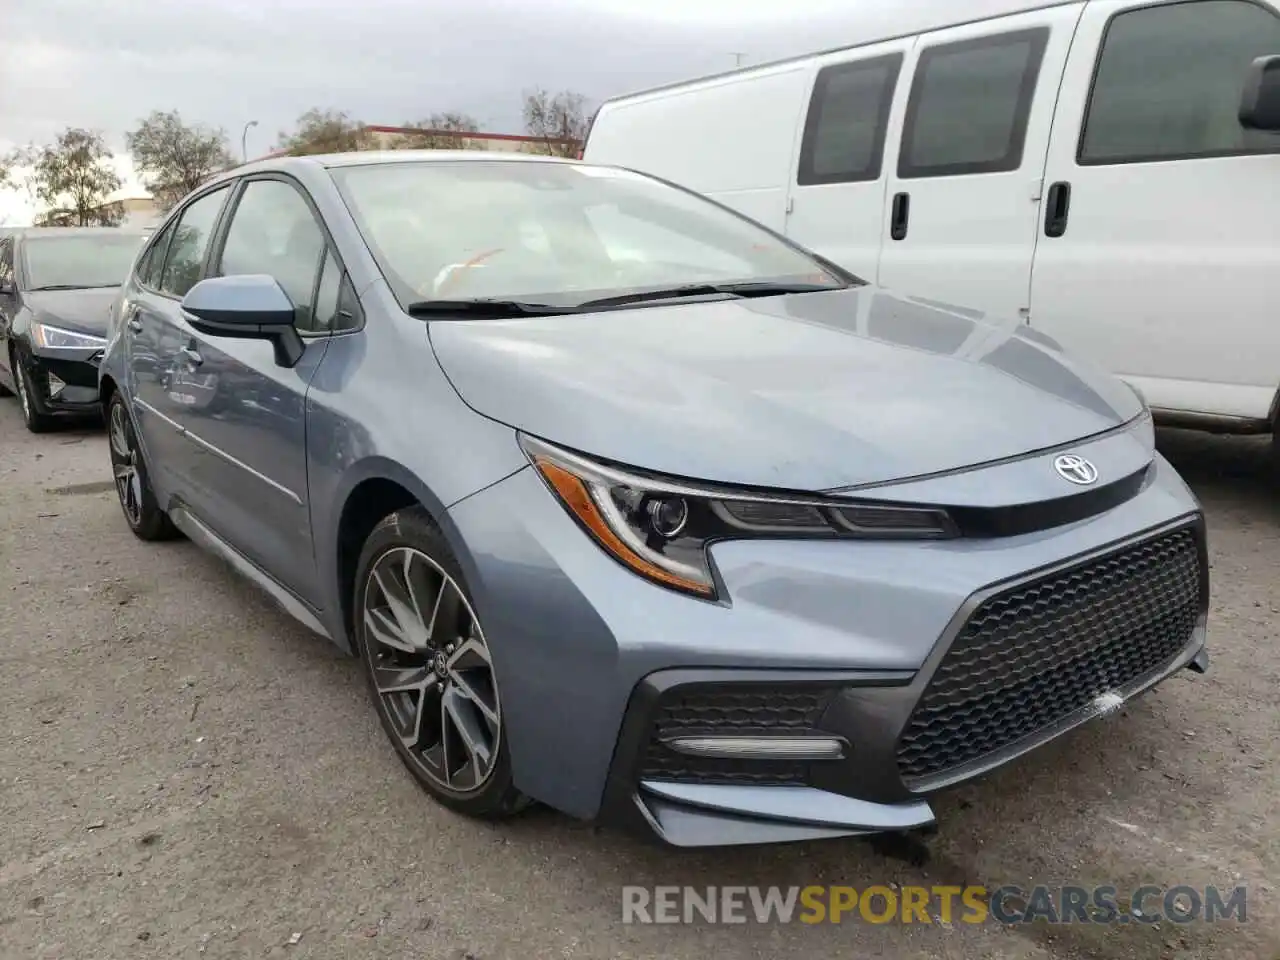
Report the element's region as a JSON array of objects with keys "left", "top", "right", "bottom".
[
  {"left": 180, "top": 346, "right": 203, "bottom": 367},
  {"left": 890, "top": 191, "right": 910, "bottom": 241},
  {"left": 1044, "top": 181, "right": 1071, "bottom": 238}
]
